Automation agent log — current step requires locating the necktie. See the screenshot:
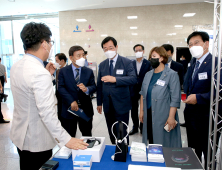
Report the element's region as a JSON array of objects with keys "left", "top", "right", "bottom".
[
  {"left": 109, "top": 60, "right": 114, "bottom": 75},
  {"left": 75, "top": 68, "right": 80, "bottom": 85},
  {"left": 192, "top": 61, "right": 200, "bottom": 83}
]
